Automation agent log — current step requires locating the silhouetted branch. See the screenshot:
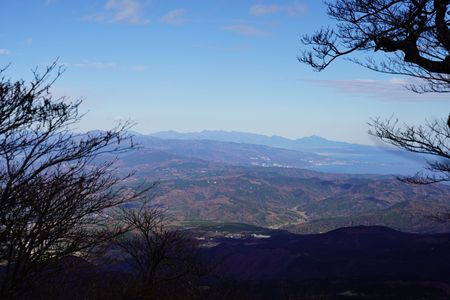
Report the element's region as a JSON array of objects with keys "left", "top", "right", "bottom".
[
  {"left": 300, "top": 0, "right": 450, "bottom": 93},
  {"left": 369, "top": 115, "right": 450, "bottom": 183},
  {"left": 0, "top": 63, "right": 148, "bottom": 298}
]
